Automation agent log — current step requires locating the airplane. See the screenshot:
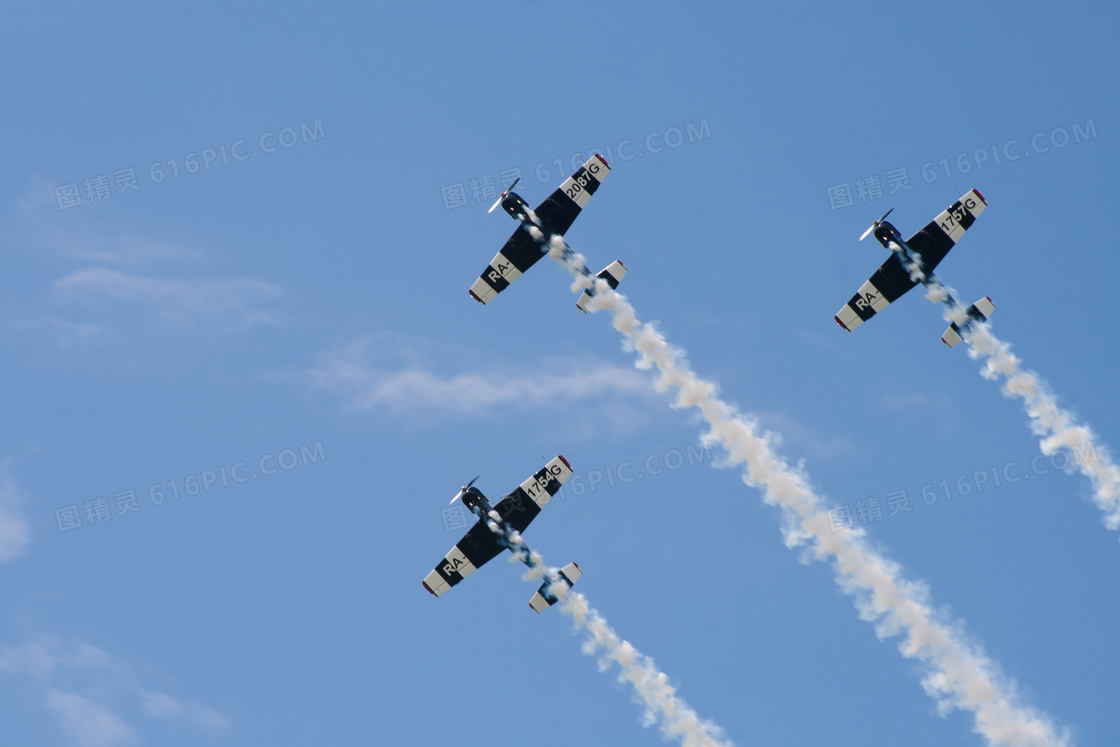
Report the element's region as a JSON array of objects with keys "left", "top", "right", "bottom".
[
  {"left": 834, "top": 189, "right": 995, "bottom": 346},
  {"left": 468, "top": 154, "right": 627, "bottom": 313},
  {"left": 422, "top": 456, "right": 582, "bottom": 612}
]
